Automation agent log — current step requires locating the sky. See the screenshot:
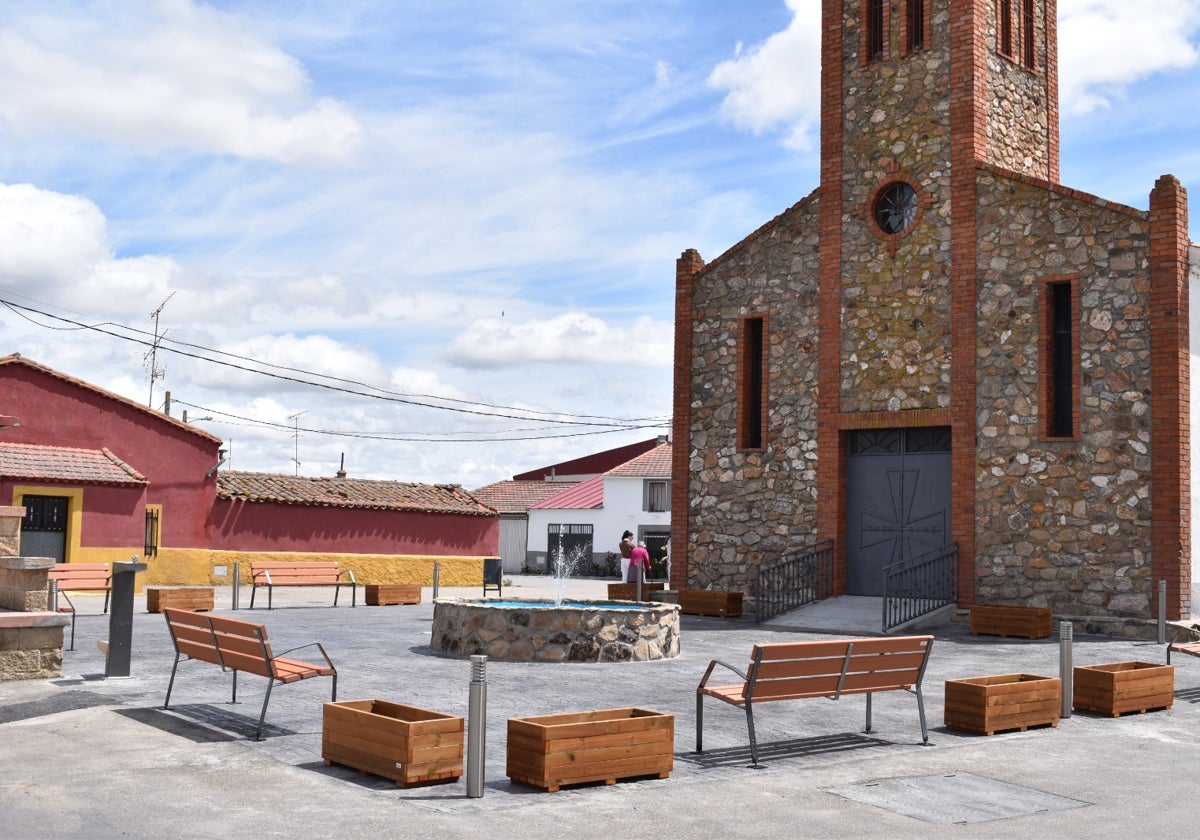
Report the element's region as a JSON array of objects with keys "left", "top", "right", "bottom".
[{"left": 1, "top": 0, "right": 1198, "bottom": 490}]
